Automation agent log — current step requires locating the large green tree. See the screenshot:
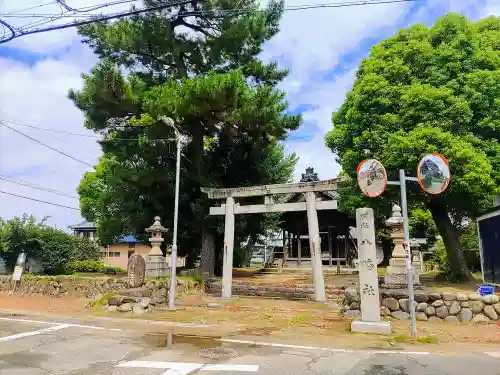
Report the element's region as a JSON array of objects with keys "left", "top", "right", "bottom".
[
  {"left": 326, "top": 13, "right": 500, "bottom": 279},
  {"left": 70, "top": 0, "right": 300, "bottom": 274},
  {"left": 0, "top": 215, "right": 100, "bottom": 274}
]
